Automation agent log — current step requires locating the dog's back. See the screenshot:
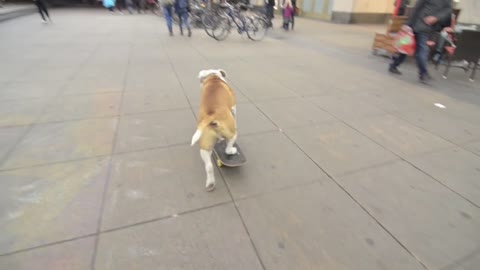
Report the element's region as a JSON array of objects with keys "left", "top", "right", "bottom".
[{"left": 191, "top": 74, "right": 236, "bottom": 150}]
